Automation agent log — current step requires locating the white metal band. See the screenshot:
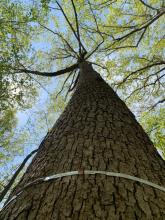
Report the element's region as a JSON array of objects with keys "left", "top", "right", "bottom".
[{"left": 2, "top": 170, "right": 165, "bottom": 210}]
